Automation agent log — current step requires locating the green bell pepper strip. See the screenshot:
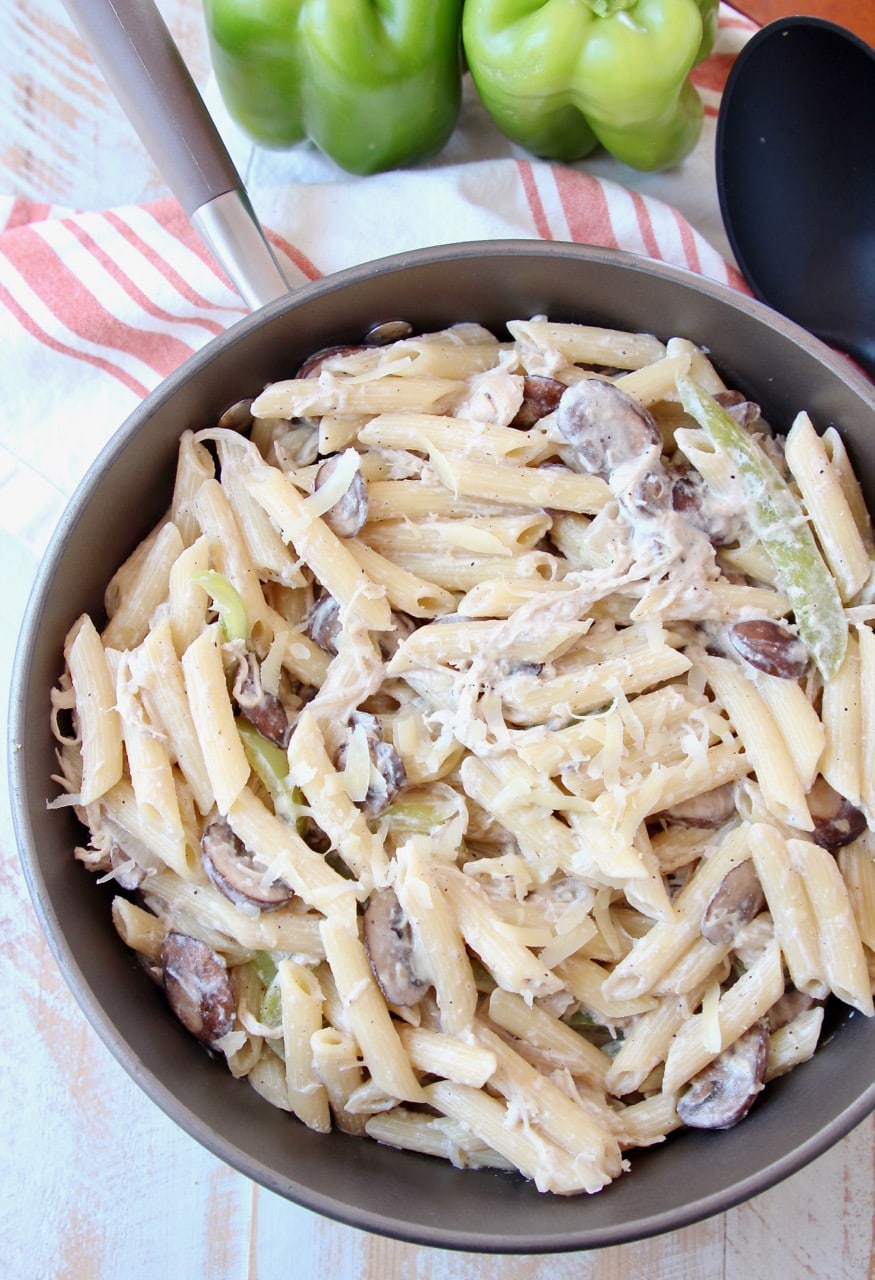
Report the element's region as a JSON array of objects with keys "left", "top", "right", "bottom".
[
  {"left": 237, "top": 717, "right": 306, "bottom": 825},
  {"left": 193, "top": 570, "right": 249, "bottom": 644},
  {"left": 462, "top": 0, "right": 718, "bottom": 170},
  {"left": 677, "top": 376, "right": 848, "bottom": 681},
  {"left": 203, "top": 0, "right": 464, "bottom": 175}
]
